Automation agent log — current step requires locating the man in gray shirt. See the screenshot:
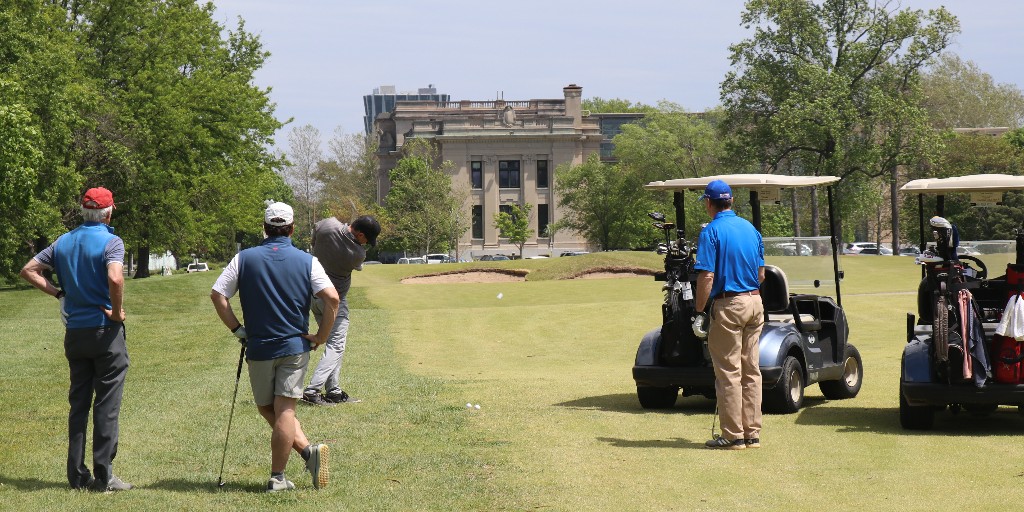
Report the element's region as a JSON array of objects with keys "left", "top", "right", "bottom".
[{"left": 302, "top": 215, "right": 380, "bottom": 406}]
